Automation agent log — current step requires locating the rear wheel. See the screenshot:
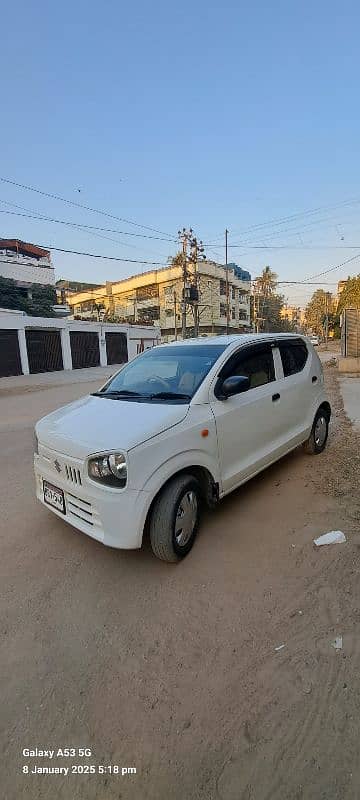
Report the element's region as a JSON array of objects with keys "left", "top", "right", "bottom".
[
  {"left": 149, "top": 474, "right": 201, "bottom": 562},
  {"left": 303, "top": 408, "right": 329, "bottom": 454}
]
